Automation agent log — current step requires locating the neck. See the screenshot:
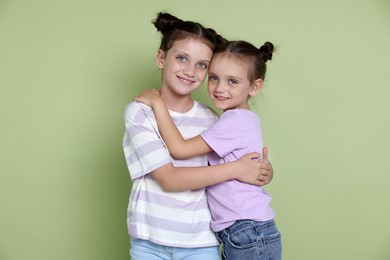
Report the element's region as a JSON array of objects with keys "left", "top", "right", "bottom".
[{"left": 160, "top": 88, "right": 194, "bottom": 113}]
